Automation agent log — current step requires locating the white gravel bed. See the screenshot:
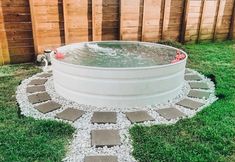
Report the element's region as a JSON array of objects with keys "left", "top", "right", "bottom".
[{"left": 16, "top": 68, "right": 217, "bottom": 162}]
